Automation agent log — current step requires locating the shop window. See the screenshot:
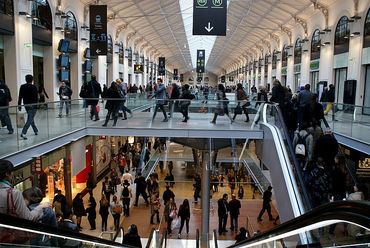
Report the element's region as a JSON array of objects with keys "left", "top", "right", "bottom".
[
  {"left": 364, "top": 8, "right": 370, "bottom": 48},
  {"left": 272, "top": 50, "right": 277, "bottom": 69},
  {"left": 119, "top": 42, "right": 124, "bottom": 64},
  {"left": 311, "top": 29, "right": 321, "bottom": 60},
  {"left": 282, "top": 45, "right": 288, "bottom": 67},
  {"left": 334, "top": 16, "right": 350, "bottom": 55},
  {"left": 32, "top": 0, "right": 52, "bottom": 30},
  {"left": 0, "top": 0, "right": 13, "bottom": 15},
  {"left": 294, "top": 38, "right": 302, "bottom": 64},
  {"left": 64, "top": 11, "right": 77, "bottom": 41}
]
